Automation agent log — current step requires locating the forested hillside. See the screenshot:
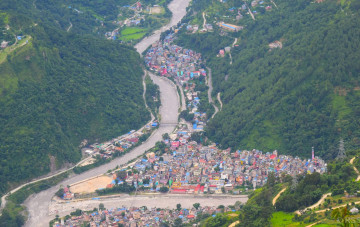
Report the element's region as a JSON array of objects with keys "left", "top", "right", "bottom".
[
  {"left": 177, "top": 0, "right": 360, "bottom": 159},
  {"left": 0, "top": 6, "right": 148, "bottom": 195}
]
